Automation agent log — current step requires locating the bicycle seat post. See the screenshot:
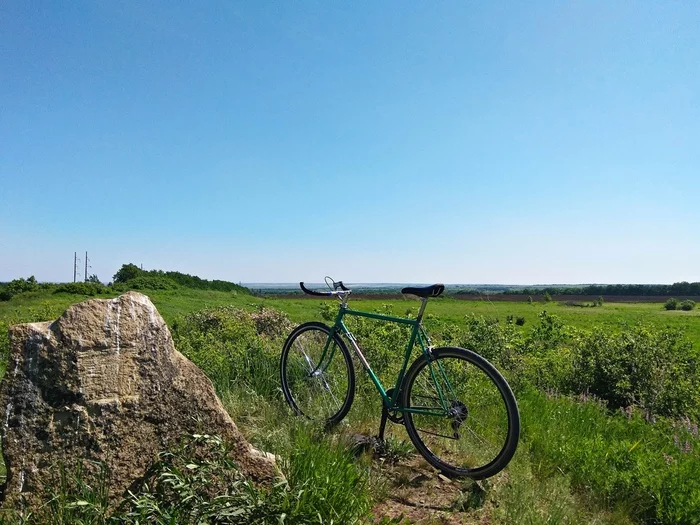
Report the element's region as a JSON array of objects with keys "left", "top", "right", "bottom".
[{"left": 416, "top": 297, "right": 429, "bottom": 323}]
